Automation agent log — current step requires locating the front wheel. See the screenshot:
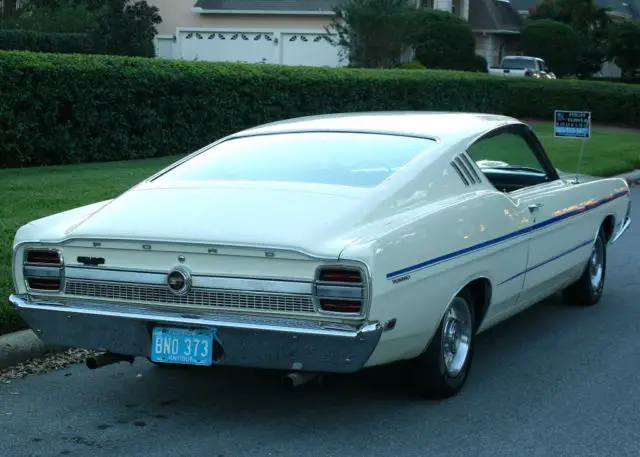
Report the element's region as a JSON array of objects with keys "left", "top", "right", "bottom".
[
  {"left": 408, "top": 288, "right": 476, "bottom": 400},
  {"left": 563, "top": 227, "right": 607, "bottom": 307}
]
